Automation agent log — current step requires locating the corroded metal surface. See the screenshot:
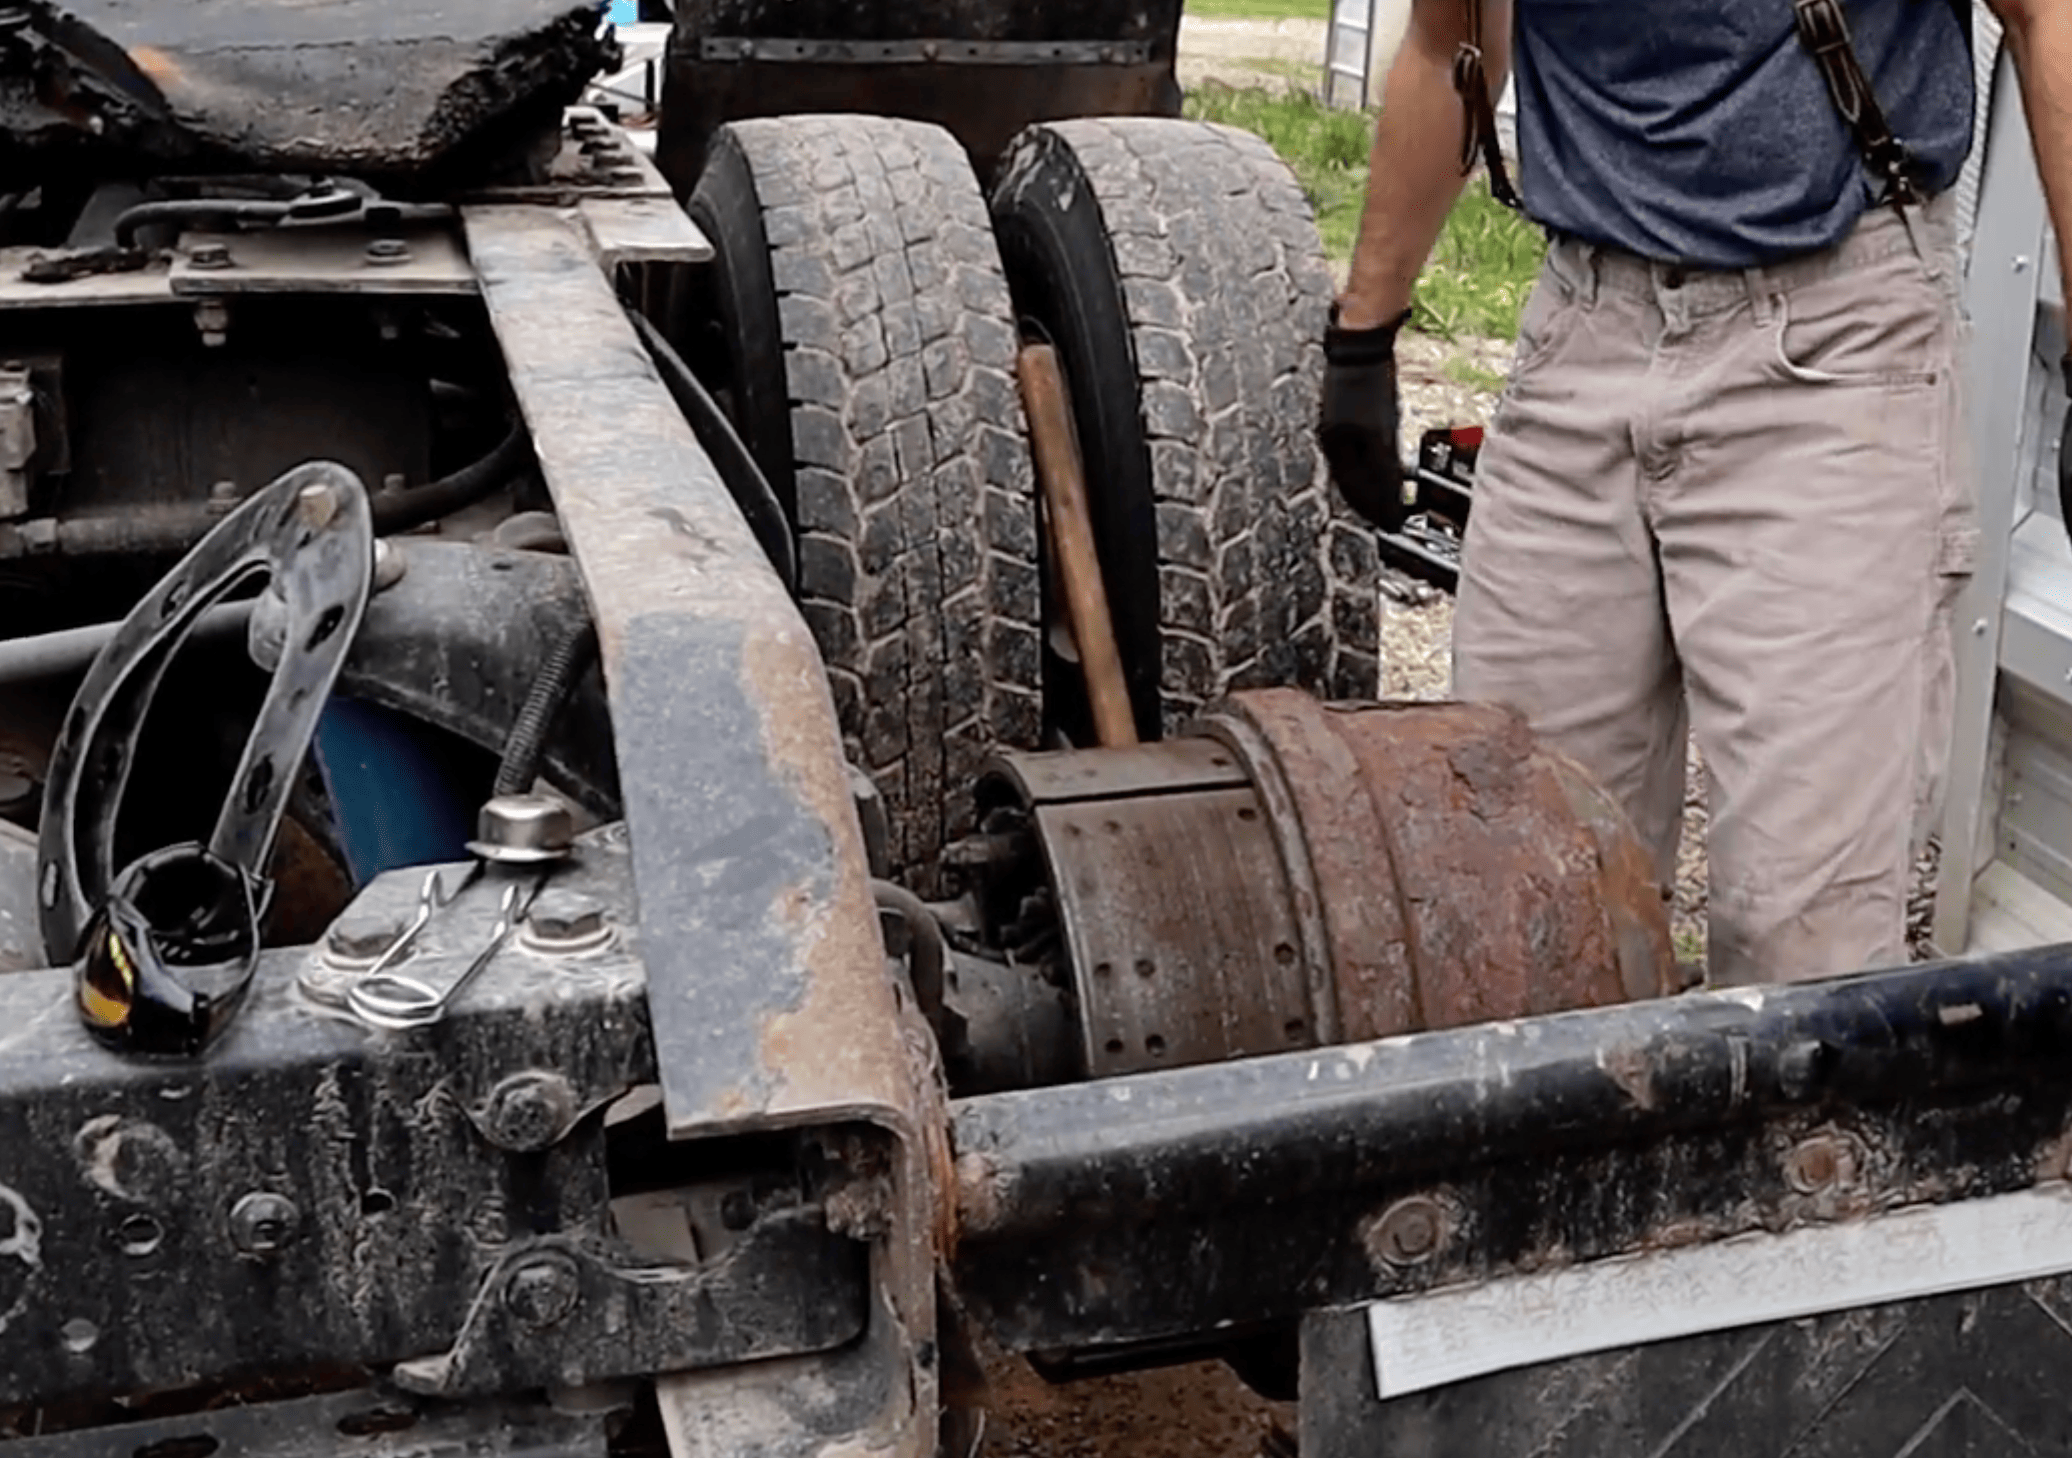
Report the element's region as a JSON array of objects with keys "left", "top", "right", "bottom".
[
  {"left": 1036, "top": 787, "right": 1312, "bottom": 1078},
  {"left": 1, "top": 1, "right": 614, "bottom": 182},
  {"left": 657, "top": 0, "right": 1184, "bottom": 185},
  {"left": 979, "top": 691, "right": 1674, "bottom": 1080},
  {"left": 463, "top": 204, "right": 936, "bottom": 1455},
  {"left": 949, "top": 945, "right": 2072, "bottom": 1353},
  {"left": 1209, "top": 690, "right": 1679, "bottom": 1040}
]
